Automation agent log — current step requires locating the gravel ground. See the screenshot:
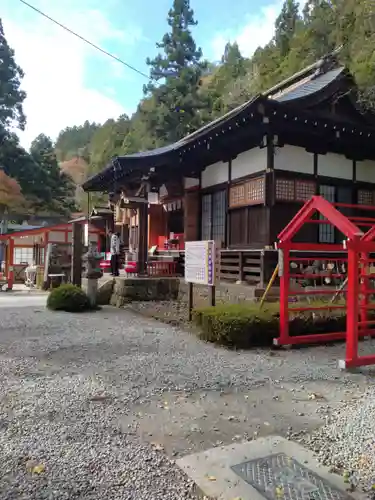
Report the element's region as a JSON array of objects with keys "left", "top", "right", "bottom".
[
  {"left": 300, "top": 387, "right": 375, "bottom": 493},
  {"left": 0, "top": 301, "right": 375, "bottom": 499}
]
